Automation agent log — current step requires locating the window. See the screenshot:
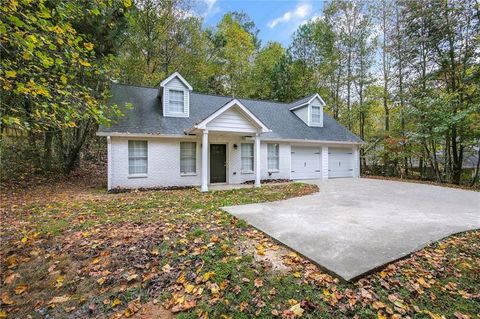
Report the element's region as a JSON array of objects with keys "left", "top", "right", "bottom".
[
  {"left": 128, "top": 140, "right": 147, "bottom": 175},
  {"left": 267, "top": 144, "right": 279, "bottom": 171},
  {"left": 168, "top": 89, "right": 184, "bottom": 113},
  {"left": 311, "top": 105, "right": 321, "bottom": 124},
  {"left": 180, "top": 142, "right": 196, "bottom": 174},
  {"left": 241, "top": 143, "right": 254, "bottom": 172}
]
